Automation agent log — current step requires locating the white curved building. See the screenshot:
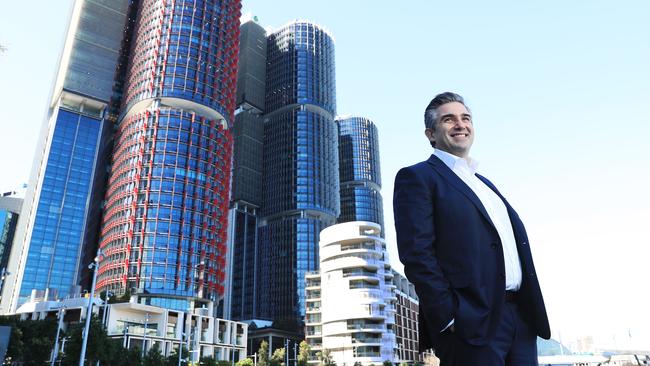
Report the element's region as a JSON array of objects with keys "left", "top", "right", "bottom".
[{"left": 306, "top": 221, "right": 397, "bottom": 365}]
